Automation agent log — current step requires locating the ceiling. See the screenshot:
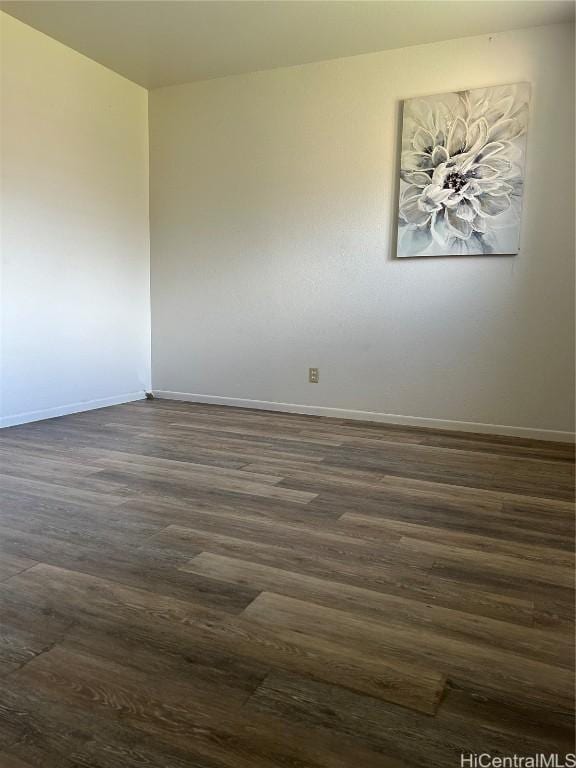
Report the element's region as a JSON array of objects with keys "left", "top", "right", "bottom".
[{"left": 1, "top": 0, "right": 574, "bottom": 90}]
